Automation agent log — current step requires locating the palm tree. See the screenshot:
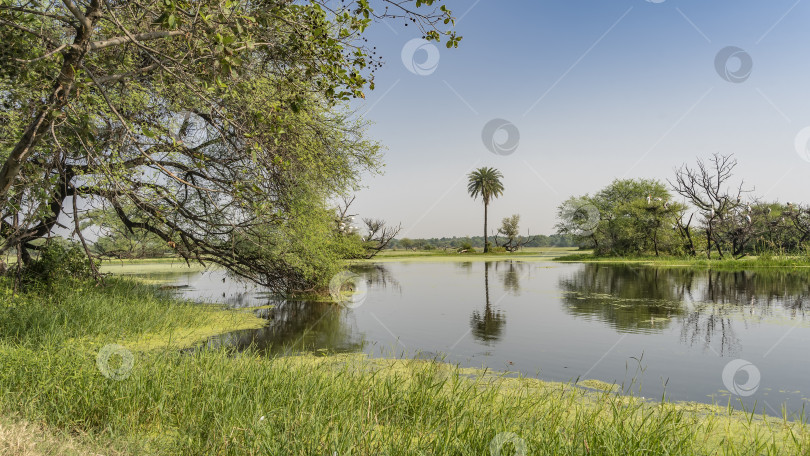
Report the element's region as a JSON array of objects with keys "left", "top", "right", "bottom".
[{"left": 467, "top": 167, "right": 504, "bottom": 253}]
